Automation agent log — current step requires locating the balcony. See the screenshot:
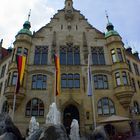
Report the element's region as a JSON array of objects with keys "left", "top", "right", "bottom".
[
  {"left": 114, "top": 85, "right": 134, "bottom": 109},
  {"left": 4, "top": 86, "right": 26, "bottom": 109}
]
